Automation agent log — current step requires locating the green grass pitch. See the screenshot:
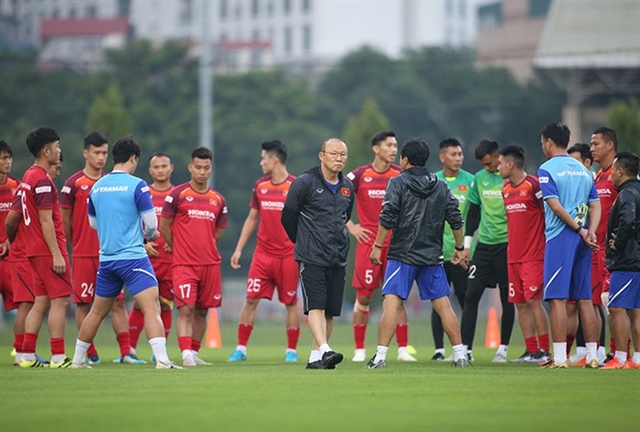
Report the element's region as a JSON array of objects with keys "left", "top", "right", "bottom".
[{"left": 1, "top": 319, "right": 638, "bottom": 432}]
